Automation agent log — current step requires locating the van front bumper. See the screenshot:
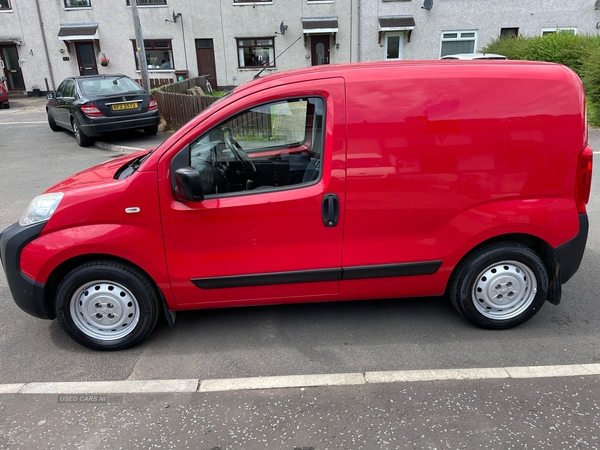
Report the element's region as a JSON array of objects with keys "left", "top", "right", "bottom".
[
  {"left": 555, "top": 214, "right": 589, "bottom": 284},
  {"left": 0, "top": 222, "right": 52, "bottom": 319}
]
